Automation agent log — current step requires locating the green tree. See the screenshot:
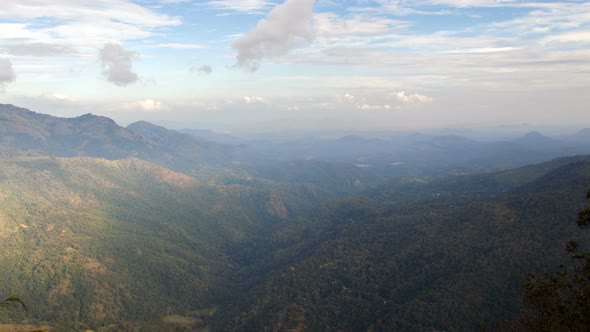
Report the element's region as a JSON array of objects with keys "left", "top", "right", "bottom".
[{"left": 522, "top": 190, "right": 590, "bottom": 331}]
